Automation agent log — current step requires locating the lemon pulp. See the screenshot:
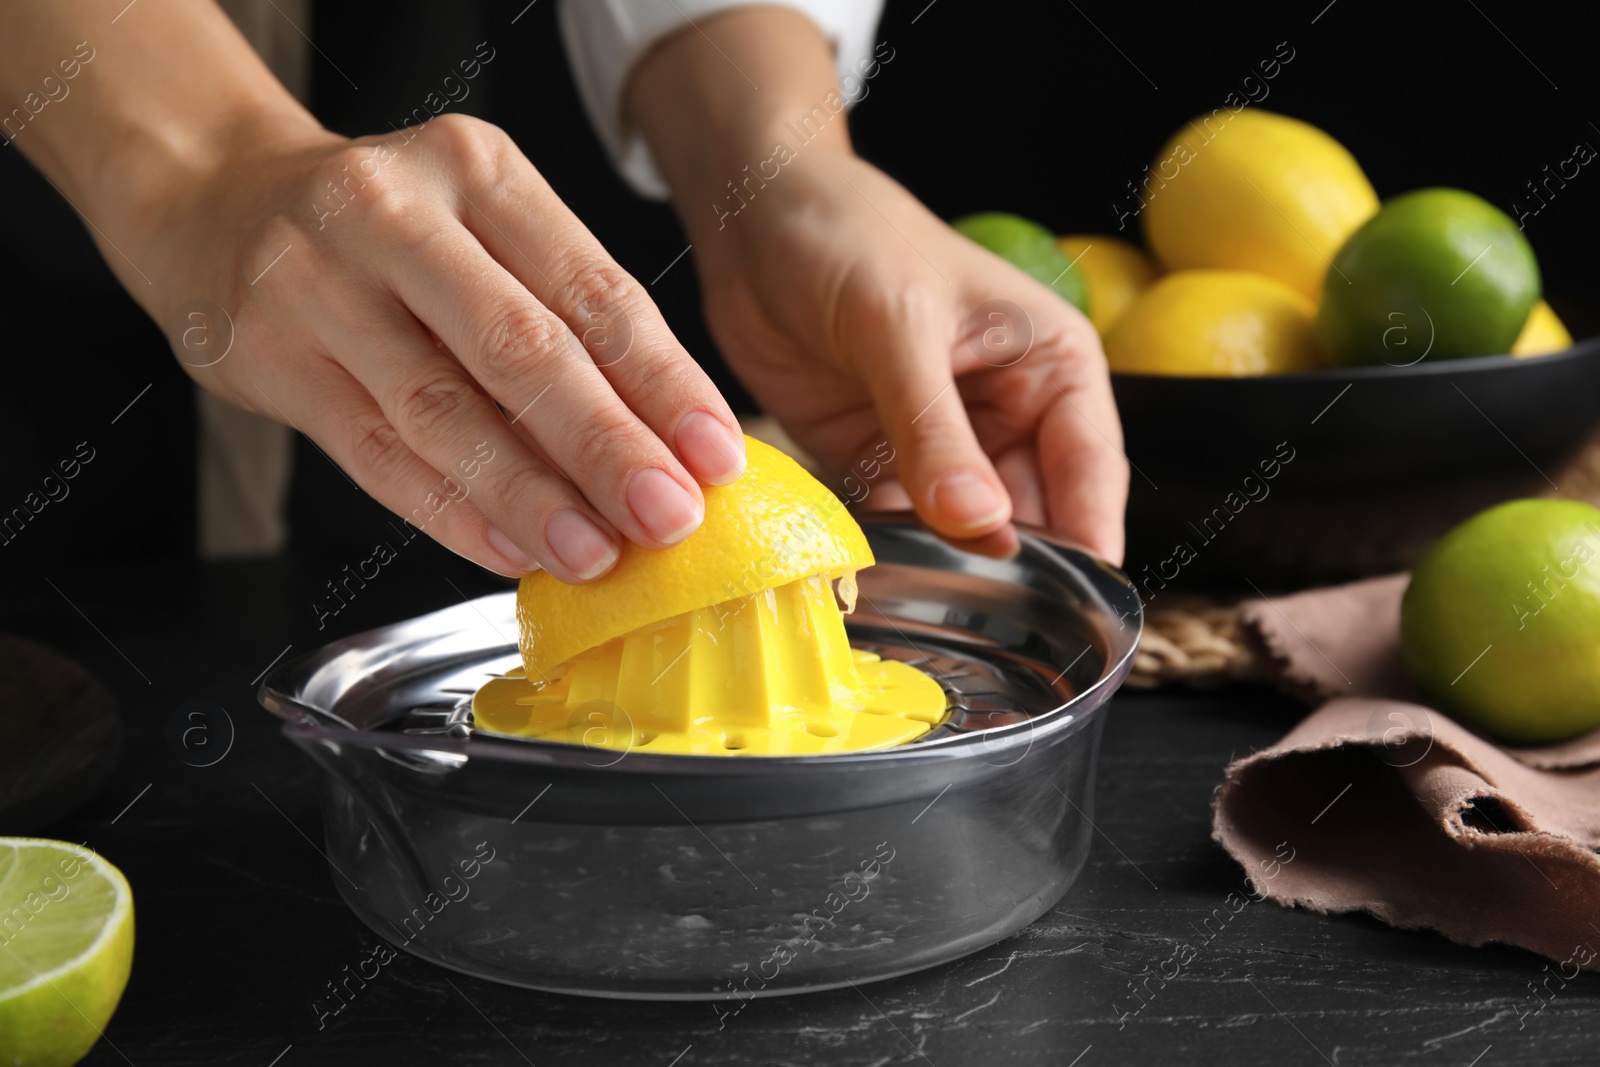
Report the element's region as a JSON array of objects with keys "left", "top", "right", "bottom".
[{"left": 475, "top": 573, "right": 947, "bottom": 755}]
